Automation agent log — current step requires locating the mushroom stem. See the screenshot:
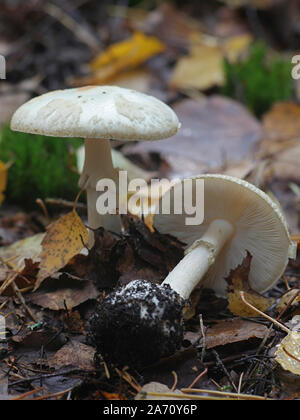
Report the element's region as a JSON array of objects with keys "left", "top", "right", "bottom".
[
  {"left": 79, "top": 138, "right": 121, "bottom": 246},
  {"left": 162, "top": 219, "right": 234, "bottom": 299}
]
